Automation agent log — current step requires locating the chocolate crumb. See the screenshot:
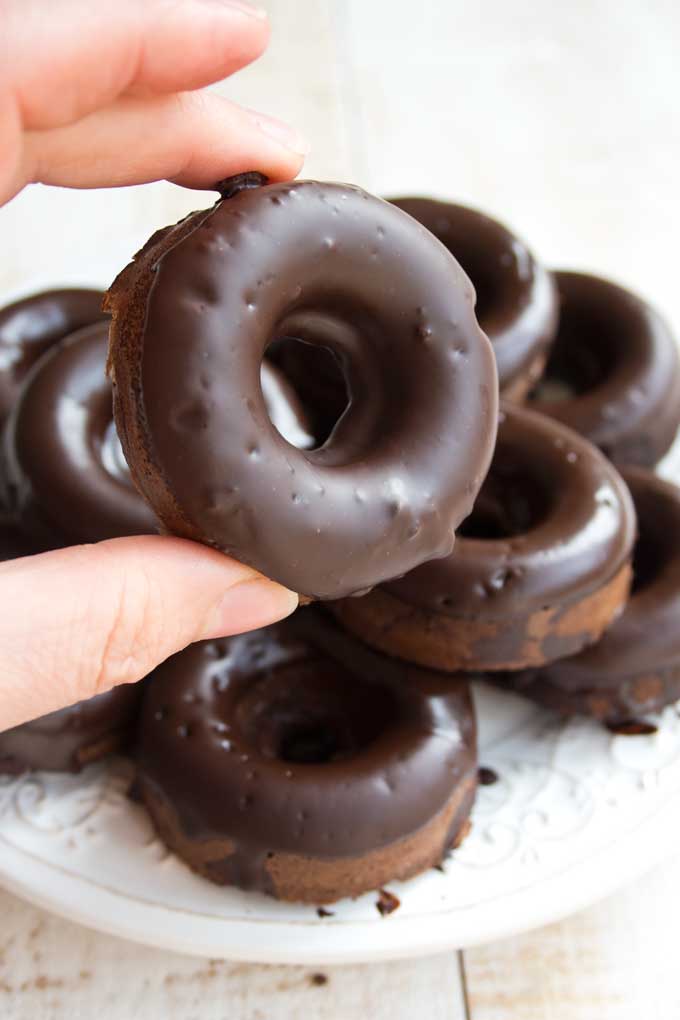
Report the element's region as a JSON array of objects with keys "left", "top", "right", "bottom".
[
  {"left": 376, "top": 889, "right": 400, "bottom": 916},
  {"left": 478, "top": 766, "right": 498, "bottom": 785},
  {"left": 433, "top": 863, "right": 445, "bottom": 873},
  {"left": 316, "top": 907, "right": 334, "bottom": 918},
  {"left": 309, "top": 973, "right": 328, "bottom": 986},
  {"left": 606, "top": 719, "right": 658, "bottom": 736}
]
